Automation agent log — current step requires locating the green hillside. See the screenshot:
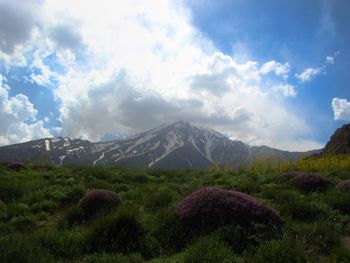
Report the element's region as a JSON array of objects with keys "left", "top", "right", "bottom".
[{"left": 1, "top": 156, "right": 350, "bottom": 262}]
